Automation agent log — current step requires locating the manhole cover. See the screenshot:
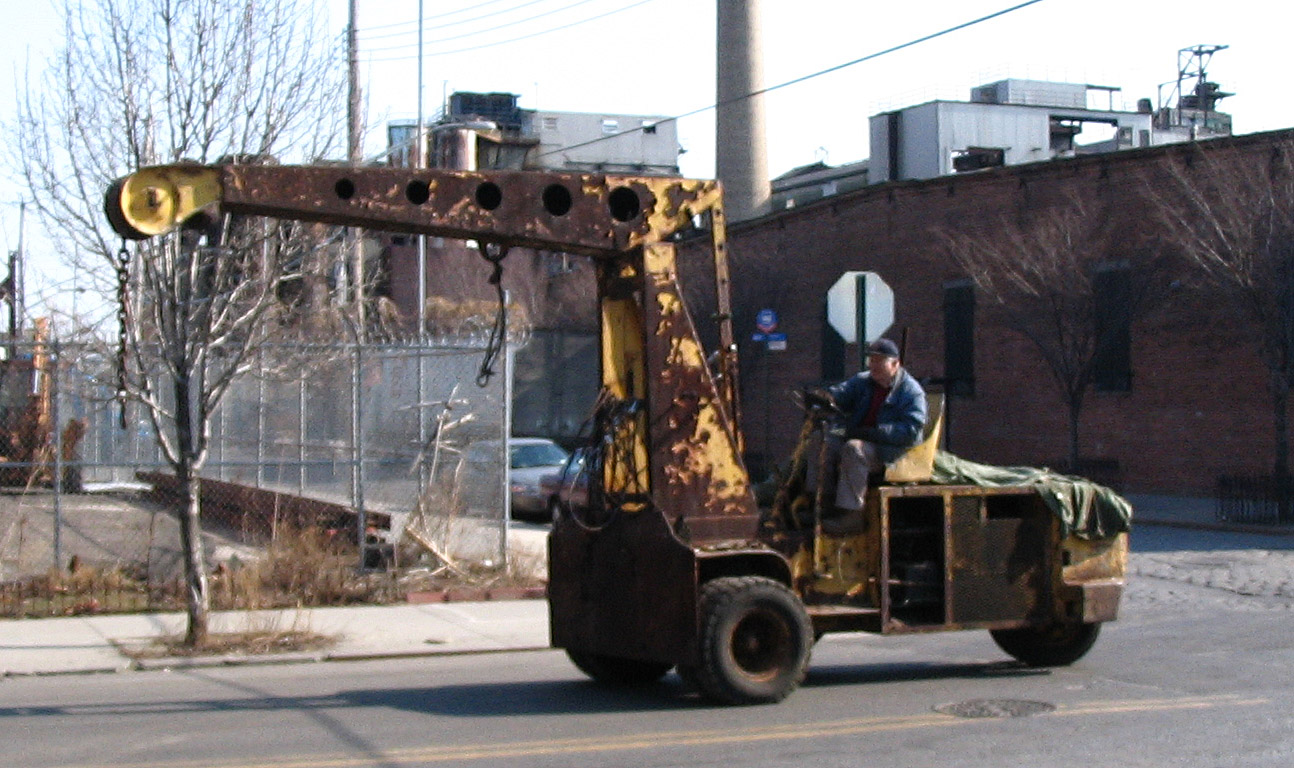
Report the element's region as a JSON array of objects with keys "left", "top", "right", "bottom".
[{"left": 934, "top": 699, "right": 1056, "bottom": 718}]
